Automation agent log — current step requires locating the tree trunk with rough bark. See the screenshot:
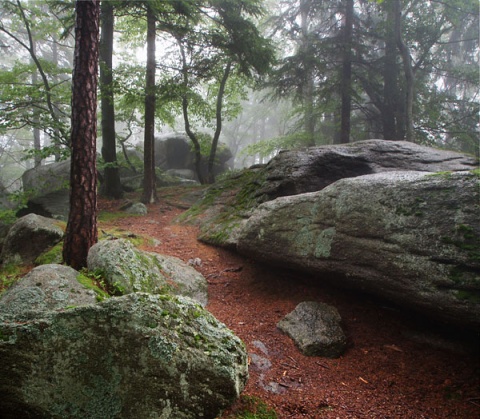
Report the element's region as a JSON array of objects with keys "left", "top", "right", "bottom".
[
  {"left": 339, "top": 0, "right": 353, "bottom": 144},
  {"left": 300, "top": 0, "right": 315, "bottom": 146},
  {"left": 206, "top": 61, "right": 232, "bottom": 184},
  {"left": 142, "top": 6, "right": 157, "bottom": 204},
  {"left": 63, "top": 0, "right": 100, "bottom": 270},
  {"left": 100, "top": 1, "right": 123, "bottom": 199},
  {"left": 394, "top": 0, "right": 414, "bottom": 142},
  {"left": 383, "top": 0, "right": 399, "bottom": 140}
]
